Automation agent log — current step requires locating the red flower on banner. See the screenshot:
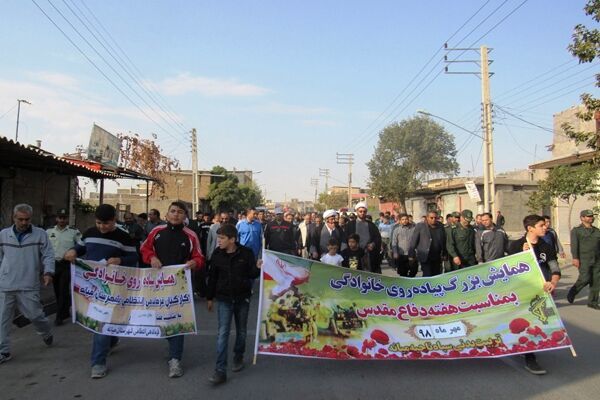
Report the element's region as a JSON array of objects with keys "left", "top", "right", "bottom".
[
  {"left": 509, "top": 318, "right": 530, "bottom": 334},
  {"left": 370, "top": 329, "right": 390, "bottom": 345}
]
